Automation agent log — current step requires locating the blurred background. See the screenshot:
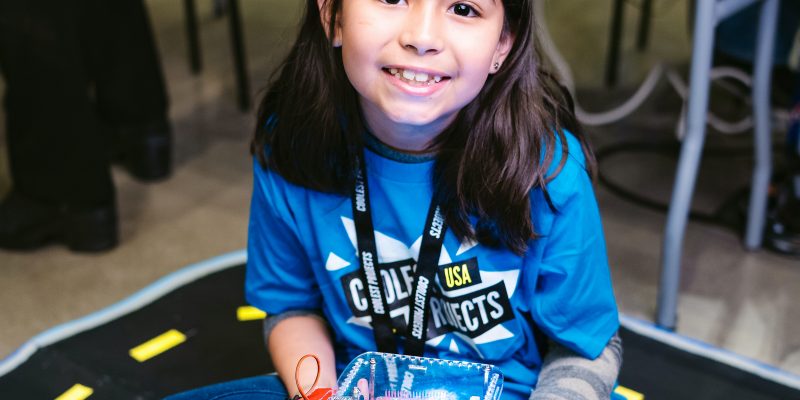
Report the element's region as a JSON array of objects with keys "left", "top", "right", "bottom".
[{"left": 1, "top": 0, "right": 799, "bottom": 381}]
